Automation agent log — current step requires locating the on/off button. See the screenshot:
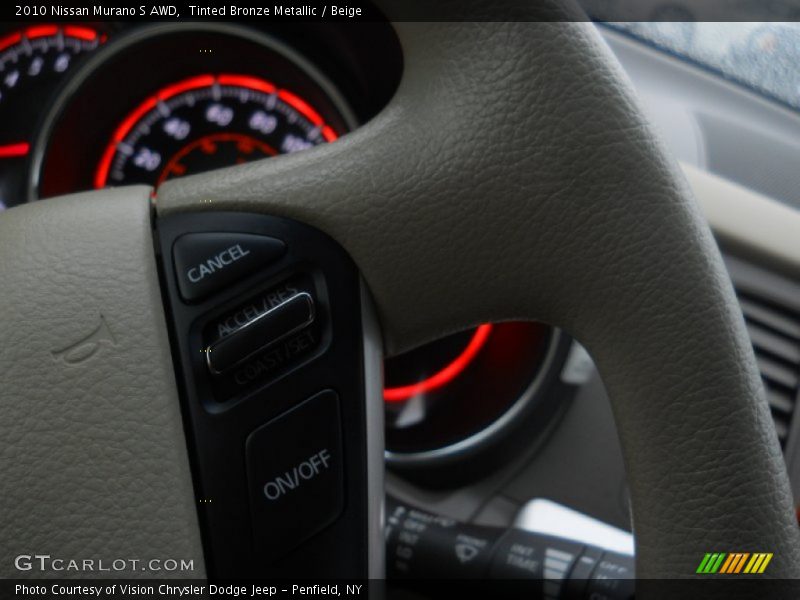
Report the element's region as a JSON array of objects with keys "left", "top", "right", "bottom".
[
  {"left": 246, "top": 390, "right": 344, "bottom": 561},
  {"left": 172, "top": 232, "right": 286, "bottom": 302}
]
